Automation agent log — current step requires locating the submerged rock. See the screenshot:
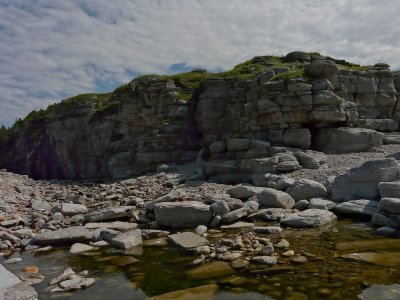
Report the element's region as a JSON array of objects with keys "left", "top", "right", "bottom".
[
  {"left": 168, "top": 232, "right": 208, "bottom": 250},
  {"left": 187, "top": 261, "right": 235, "bottom": 279},
  {"left": 341, "top": 252, "right": 400, "bottom": 266},
  {"left": 149, "top": 284, "right": 219, "bottom": 300}
]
